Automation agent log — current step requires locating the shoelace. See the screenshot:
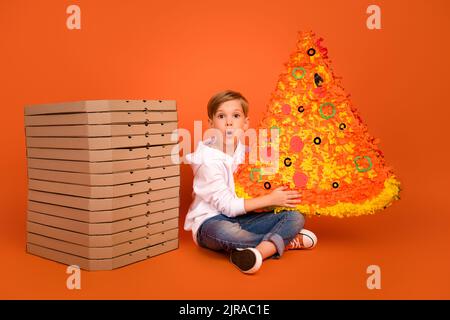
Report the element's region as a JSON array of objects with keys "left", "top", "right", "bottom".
[{"left": 288, "top": 236, "right": 303, "bottom": 249}]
